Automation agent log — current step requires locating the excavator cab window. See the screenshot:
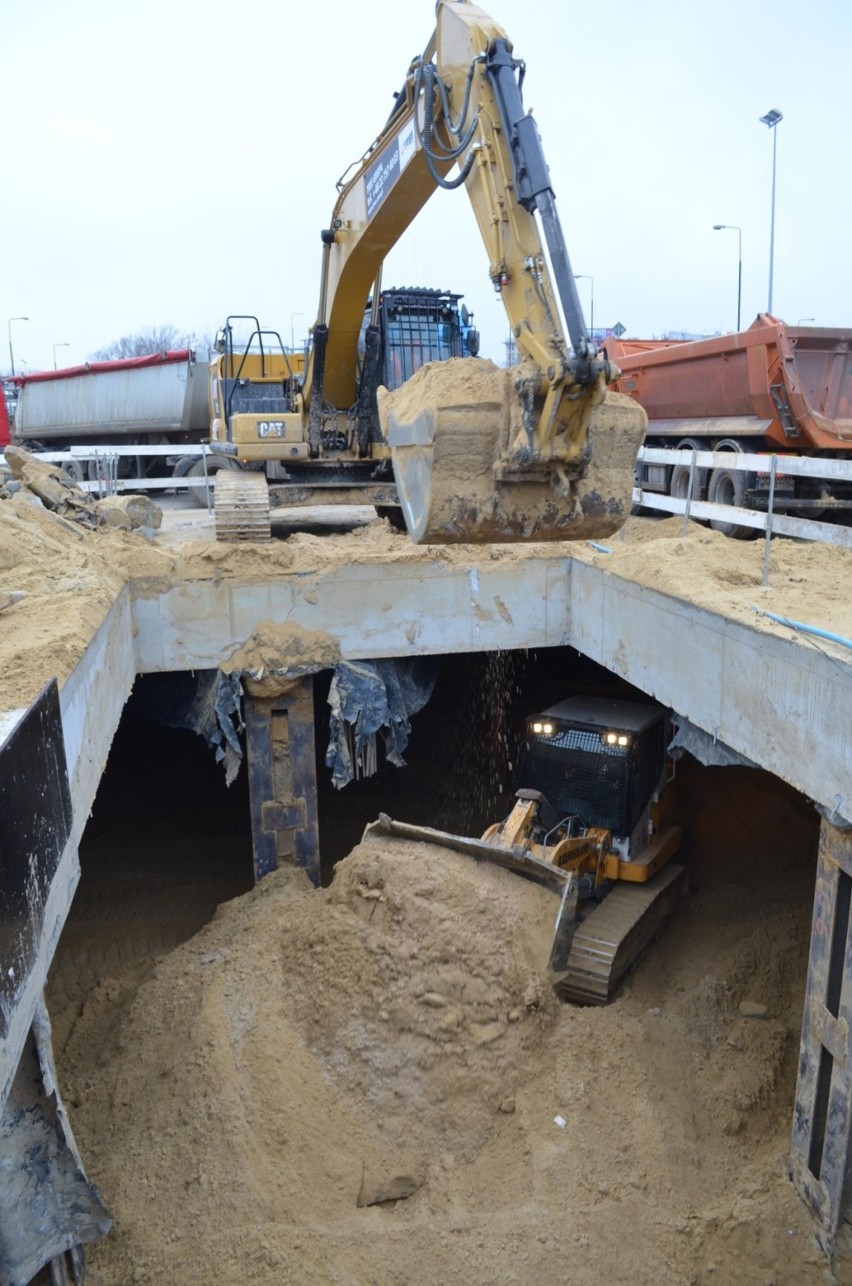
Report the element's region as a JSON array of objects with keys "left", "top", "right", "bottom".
[{"left": 357, "top": 289, "right": 469, "bottom": 394}]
